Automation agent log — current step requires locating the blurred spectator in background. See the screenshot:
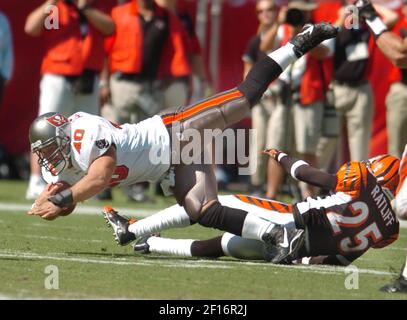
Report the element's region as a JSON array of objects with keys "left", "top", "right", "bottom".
[
  {"left": 0, "top": 11, "right": 13, "bottom": 106},
  {"left": 156, "top": 0, "right": 209, "bottom": 104},
  {"left": 243, "top": 0, "right": 289, "bottom": 198},
  {"left": 24, "top": 0, "right": 115, "bottom": 200},
  {"left": 261, "top": 0, "right": 334, "bottom": 199},
  {"left": 386, "top": 0, "right": 407, "bottom": 158},
  {"left": 102, "top": 0, "right": 190, "bottom": 201},
  {"left": 317, "top": 1, "right": 397, "bottom": 172},
  {"left": 104, "top": 0, "right": 190, "bottom": 124}
]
